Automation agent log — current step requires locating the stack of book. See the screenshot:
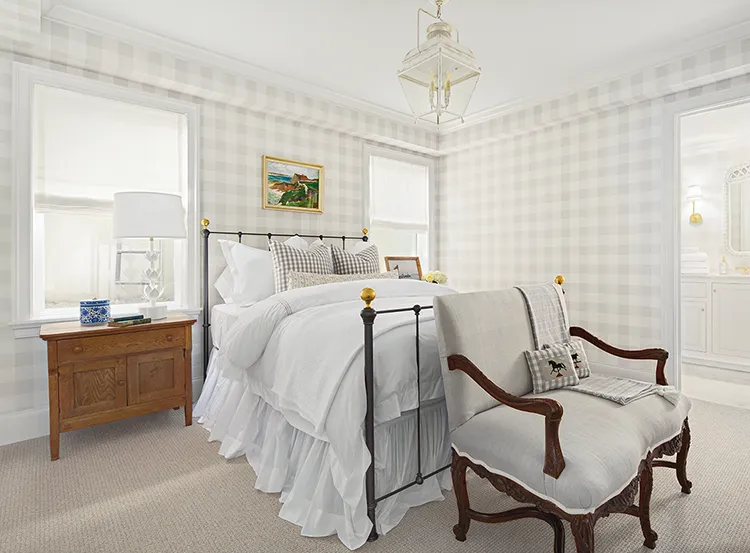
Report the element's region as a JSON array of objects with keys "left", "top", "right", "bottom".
[{"left": 107, "top": 314, "right": 152, "bottom": 328}]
